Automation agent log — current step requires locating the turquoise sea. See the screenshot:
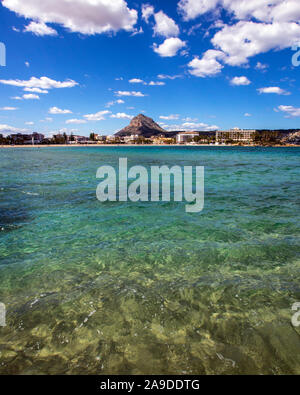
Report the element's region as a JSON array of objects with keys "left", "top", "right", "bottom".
[{"left": 0, "top": 146, "right": 299, "bottom": 374}]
